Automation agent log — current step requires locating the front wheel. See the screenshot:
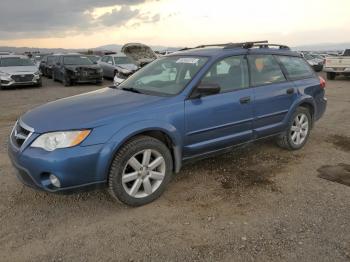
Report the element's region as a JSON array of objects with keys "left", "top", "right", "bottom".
[
  {"left": 108, "top": 136, "right": 173, "bottom": 206},
  {"left": 277, "top": 107, "right": 311, "bottom": 150},
  {"left": 63, "top": 75, "right": 72, "bottom": 86}
]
